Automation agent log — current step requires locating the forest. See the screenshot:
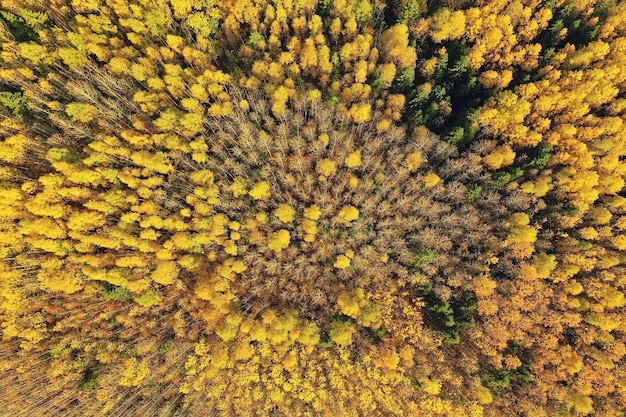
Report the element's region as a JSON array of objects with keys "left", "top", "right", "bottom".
[{"left": 0, "top": 0, "right": 625, "bottom": 415}]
